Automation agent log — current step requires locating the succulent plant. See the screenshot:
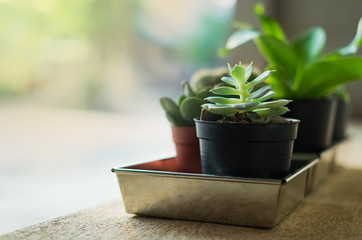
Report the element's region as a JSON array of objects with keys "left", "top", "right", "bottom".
[
  {"left": 160, "top": 68, "right": 229, "bottom": 126},
  {"left": 202, "top": 62, "right": 291, "bottom": 123}
]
